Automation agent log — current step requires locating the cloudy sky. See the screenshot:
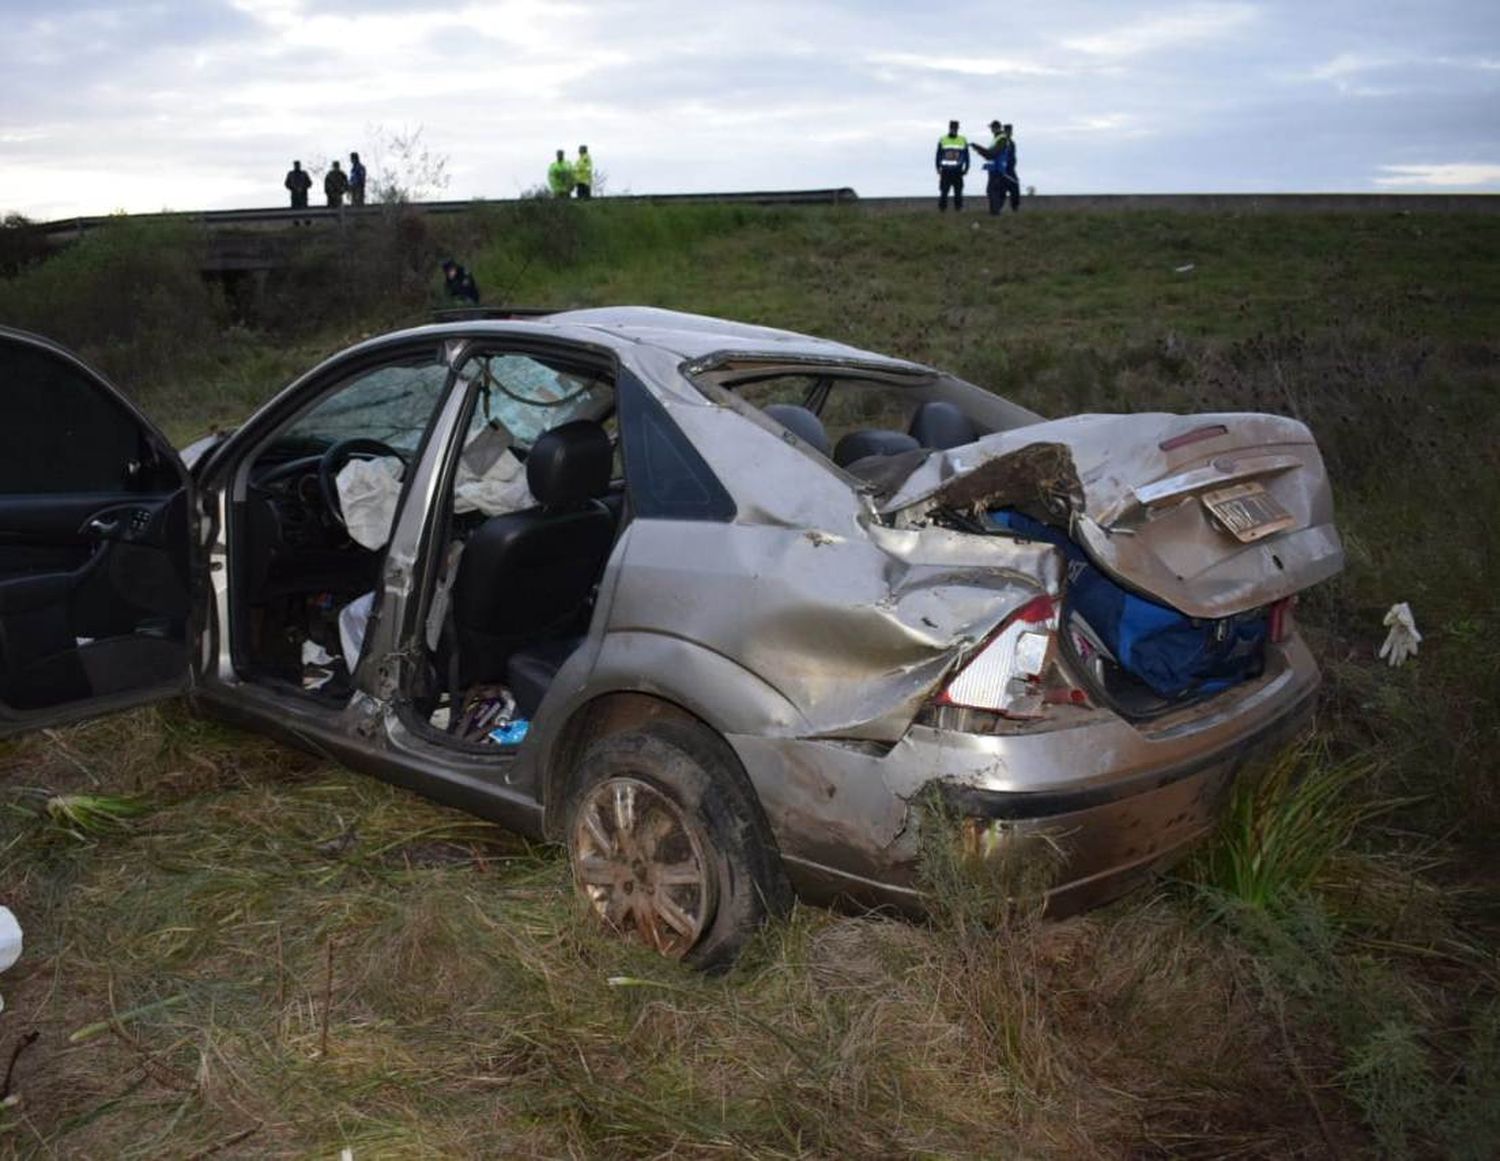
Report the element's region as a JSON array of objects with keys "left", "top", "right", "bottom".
[{"left": 3, "top": 0, "right": 1498, "bottom": 220}]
